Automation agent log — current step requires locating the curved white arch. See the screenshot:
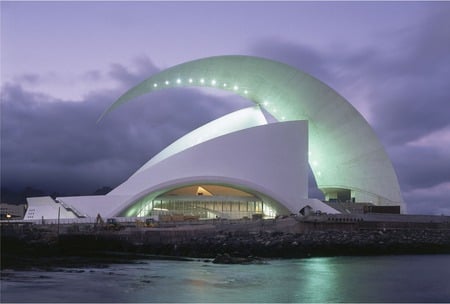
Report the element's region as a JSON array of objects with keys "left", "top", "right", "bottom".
[
  {"left": 109, "top": 121, "right": 310, "bottom": 216},
  {"left": 133, "top": 106, "right": 267, "bottom": 176},
  {"left": 101, "top": 55, "right": 404, "bottom": 210}
]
